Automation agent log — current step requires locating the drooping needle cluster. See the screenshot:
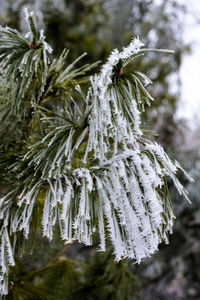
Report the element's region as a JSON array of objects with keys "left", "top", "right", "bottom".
[{"left": 0, "top": 10, "right": 192, "bottom": 296}]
